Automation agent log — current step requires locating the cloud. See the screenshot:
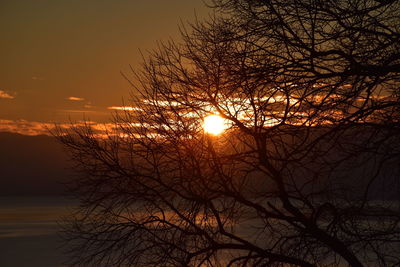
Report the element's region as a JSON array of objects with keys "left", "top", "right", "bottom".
[
  {"left": 0, "top": 120, "right": 53, "bottom": 136},
  {"left": 31, "top": 76, "right": 44, "bottom": 81},
  {"left": 84, "top": 102, "right": 93, "bottom": 109},
  {"left": 0, "top": 119, "right": 117, "bottom": 137},
  {"left": 107, "top": 106, "right": 142, "bottom": 111},
  {"left": 67, "top": 96, "right": 84, "bottom": 101},
  {"left": 0, "top": 90, "right": 15, "bottom": 99},
  {"left": 60, "top": 109, "right": 97, "bottom": 113}
]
